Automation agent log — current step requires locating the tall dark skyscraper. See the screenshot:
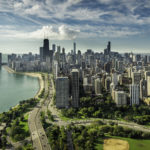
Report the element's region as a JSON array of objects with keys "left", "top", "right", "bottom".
[
  {"left": 73, "top": 42, "right": 76, "bottom": 55},
  {"left": 71, "top": 69, "right": 79, "bottom": 108},
  {"left": 73, "top": 42, "right": 76, "bottom": 64},
  {"left": 107, "top": 41, "right": 111, "bottom": 53},
  {"left": 40, "top": 47, "right": 43, "bottom": 61},
  {"left": 52, "top": 44, "right": 56, "bottom": 52},
  {"left": 43, "top": 39, "right": 50, "bottom": 61}
]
